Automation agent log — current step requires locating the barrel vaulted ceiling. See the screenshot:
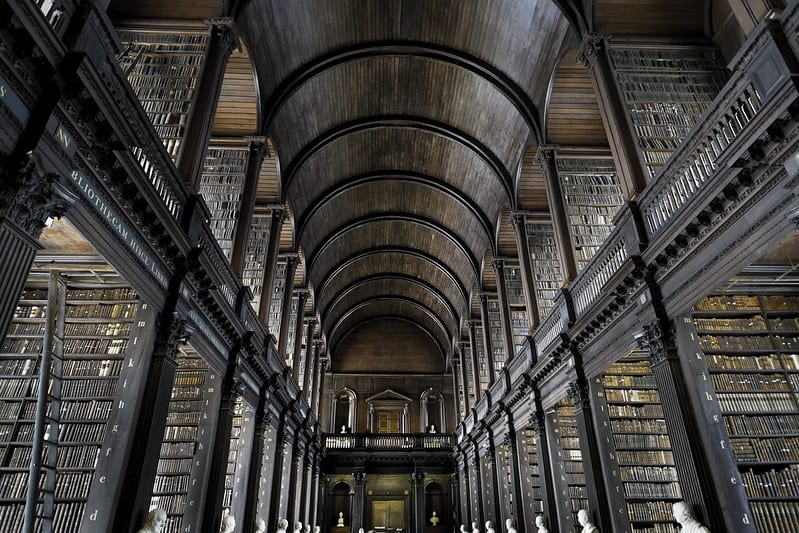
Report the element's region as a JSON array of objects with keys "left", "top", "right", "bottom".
[
  {"left": 231, "top": 0, "right": 574, "bottom": 359},
  {"left": 110, "top": 0, "right": 708, "bottom": 367}
]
